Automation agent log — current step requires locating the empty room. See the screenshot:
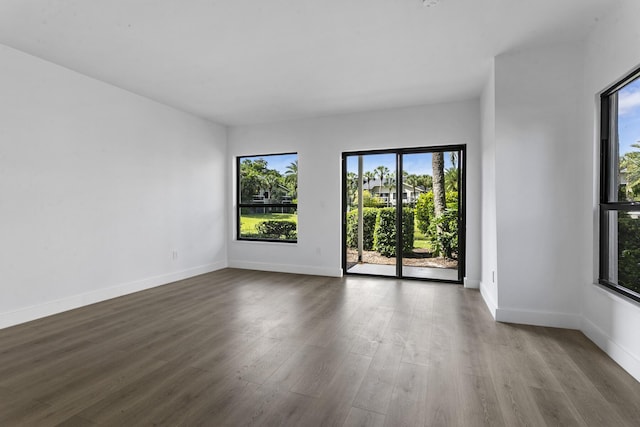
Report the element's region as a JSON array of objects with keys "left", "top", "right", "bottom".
[{"left": 1, "top": 0, "right": 640, "bottom": 425}]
